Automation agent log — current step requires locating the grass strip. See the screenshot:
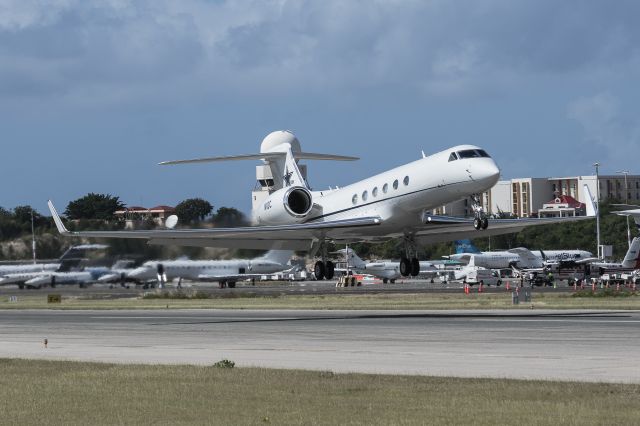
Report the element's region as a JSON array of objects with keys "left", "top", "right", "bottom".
[{"left": 0, "top": 358, "right": 639, "bottom": 425}]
